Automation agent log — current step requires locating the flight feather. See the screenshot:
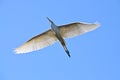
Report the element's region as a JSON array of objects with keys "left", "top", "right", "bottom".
[
  {"left": 15, "top": 29, "right": 57, "bottom": 54},
  {"left": 59, "top": 22, "right": 100, "bottom": 38}
]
